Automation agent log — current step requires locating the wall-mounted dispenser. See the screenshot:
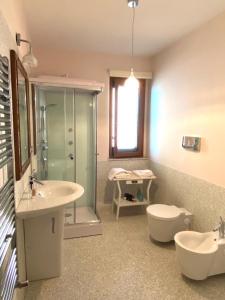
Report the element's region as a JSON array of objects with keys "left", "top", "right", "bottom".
[{"left": 182, "top": 136, "right": 201, "bottom": 152}]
